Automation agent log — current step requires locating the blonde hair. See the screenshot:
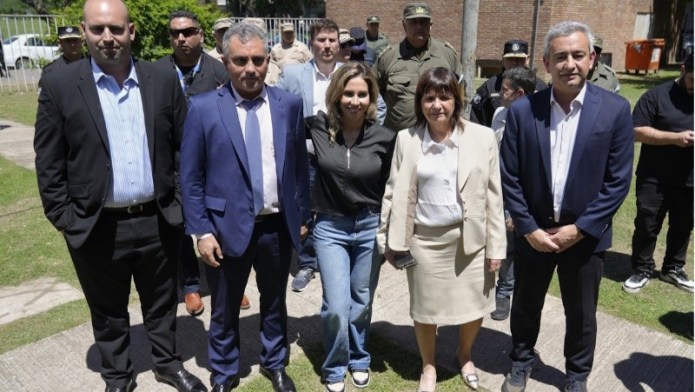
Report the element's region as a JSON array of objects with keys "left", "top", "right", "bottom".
[{"left": 324, "top": 61, "right": 379, "bottom": 144}]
